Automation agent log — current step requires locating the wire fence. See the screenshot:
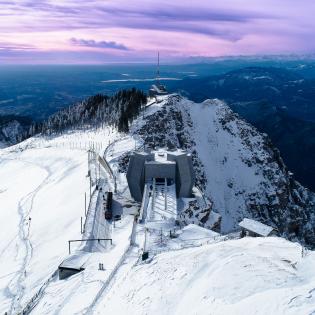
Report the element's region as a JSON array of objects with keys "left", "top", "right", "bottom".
[
  {"left": 20, "top": 270, "right": 58, "bottom": 315},
  {"left": 146, "top": 229, "right": 240, "bottom": 257}
]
